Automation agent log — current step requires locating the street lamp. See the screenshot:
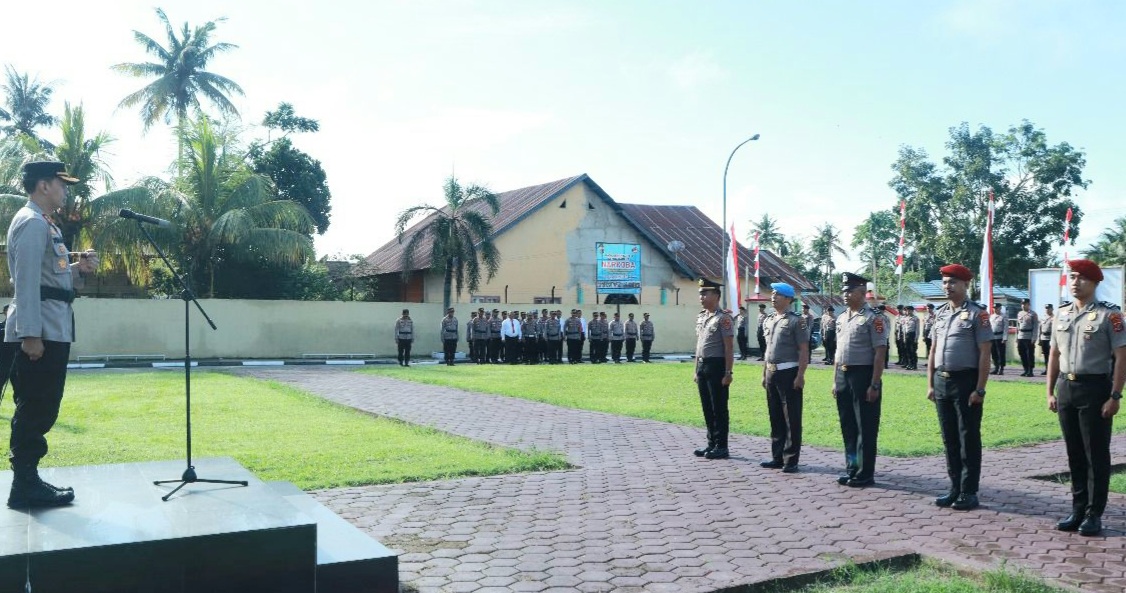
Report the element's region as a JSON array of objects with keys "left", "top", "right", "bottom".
[{"left": 722, "top": 133, "right": 760, "bottom": 289}]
